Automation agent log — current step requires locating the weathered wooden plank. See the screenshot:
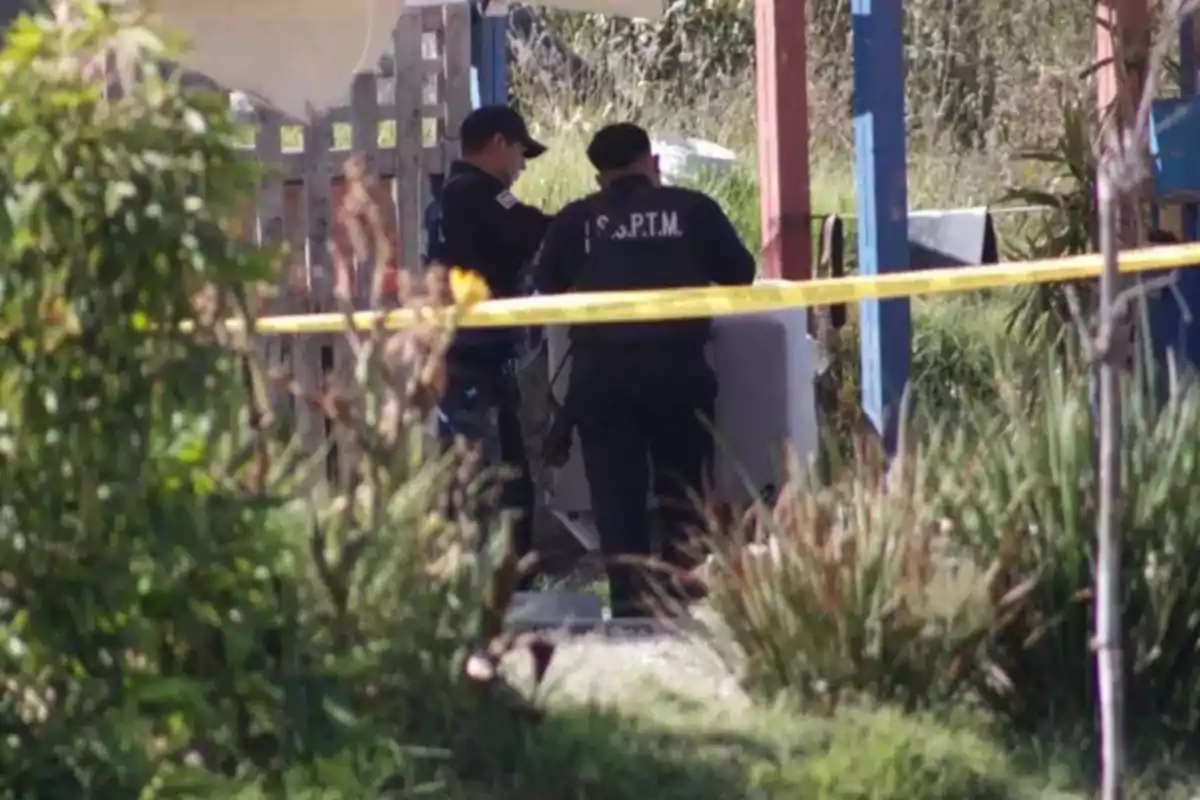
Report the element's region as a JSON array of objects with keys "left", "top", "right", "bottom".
[
  {"left": 227, "top": 5, "right": 457, "bottom": 483},
  {"left": 239, "top": 144, "right": 408, "bottom": 181},
  {"left": 253, "top": 113, "right": 294, "bottom": 425},
  {"left": 423, "top": 146, "right": 446, "bottom": 174},
  {"left": 350, "top": 71, "right": 381, "bottom": 305},
  {"left": 394, "top": 11, "right": 425, "bottom": 271},
  {"left": 424, "top": 70, "right": 446, "bottom": 107},
  {"left": 420, "top": 6, "right": 443, "bottom": 36},
  {"left": 304, "top": 118, "right": 336, "bottom": 305},
  {"left": 442, "top": 4, "right": 472, "bottom": 162},
  {"left": 421, "top": 5, "right": 448, "bottom": 178},
  {"left": 329, "top": 72, "right": 387, "bottom": 490},
  {"left": 298, "top": 115, "right": 335, "bottom": 485},
  {"left": 307, "top": 151, "right": 394, "bottom": 181}
]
